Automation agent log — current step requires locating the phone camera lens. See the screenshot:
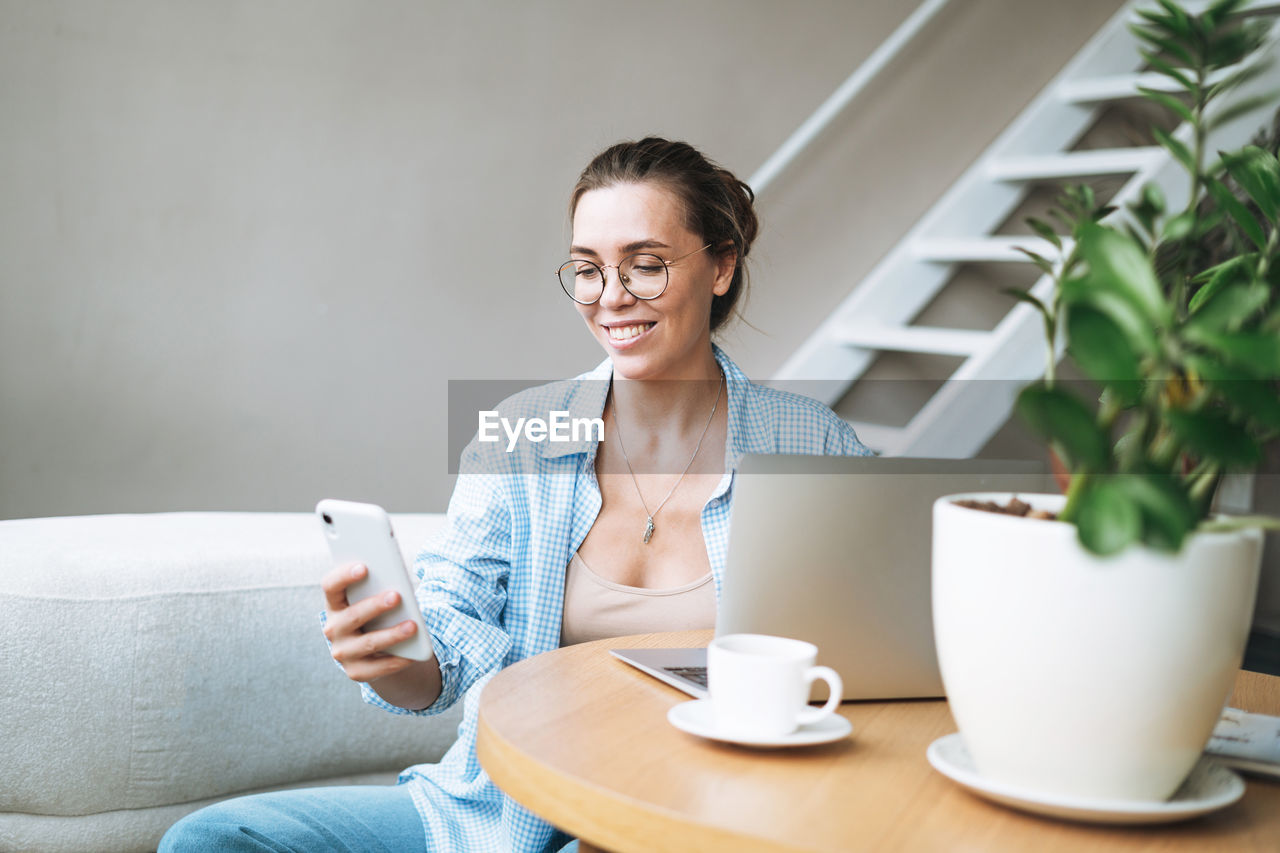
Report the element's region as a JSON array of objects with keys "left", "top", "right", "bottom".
[{"left": 322, "top": 513, "right": 333, "bottom": 526}]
